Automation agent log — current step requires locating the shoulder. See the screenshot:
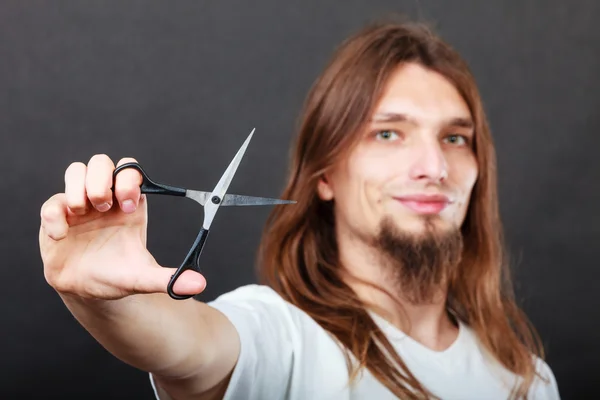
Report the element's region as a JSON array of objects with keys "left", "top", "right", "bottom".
[
  {"left": 459, "top": 323, "right": 561, "bottom": 399},
  {"left": 207, "top": 284, "right": 340, "bottom": 354},
  {"left": 529, "top": 355, "right": 561, "bottom": 399},
  {"left": 207, "top": 284, "right": 311, "bottom": 336},
  {"left": 210, "top": 283, "right": 285, "bottom": 303},
  {"left": 205, "top": 285, "right": 341, "bottom": 400},
  {"left": 208, "top": 284, "right": 294, "bottom": 316}
]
